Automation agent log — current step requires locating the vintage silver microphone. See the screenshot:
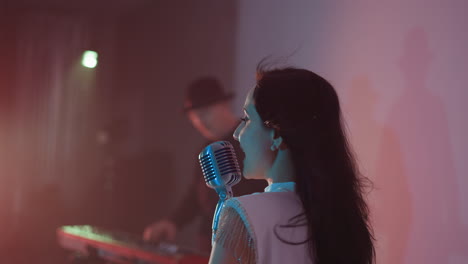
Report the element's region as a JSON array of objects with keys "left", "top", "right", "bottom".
[{"left": 198, "top": 141, "right": 241, "bottom": 244}]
